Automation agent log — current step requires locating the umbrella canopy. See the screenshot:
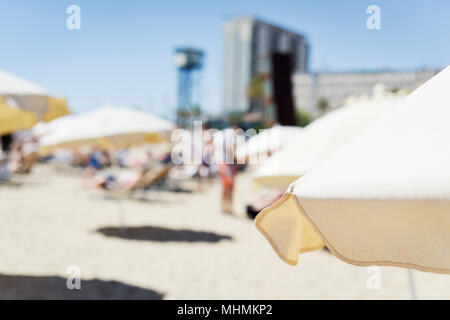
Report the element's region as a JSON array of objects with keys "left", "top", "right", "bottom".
[
  {"left": 39, "top": 106, "right": 175, "bottom": 152},
  {"left": 256, "top": 66, "right": 450, "bottom": 274},
  {"left": 31, "top": 114, "right": 77, "bottom": 138},
  {"left": 0, "top": 96, "right": 38, "bottom": 135},
  {"left": 253, "top": 96, "right": 403, "bottom": 189},
  {"left": 42, "top": 97, "right": 71, "bottom": 122},
  {"left": 0, "top": 70, "right": 49, "bottom": 116},
  {"left": 236, "top": 125, "right": 303, "bottom": 163}
]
